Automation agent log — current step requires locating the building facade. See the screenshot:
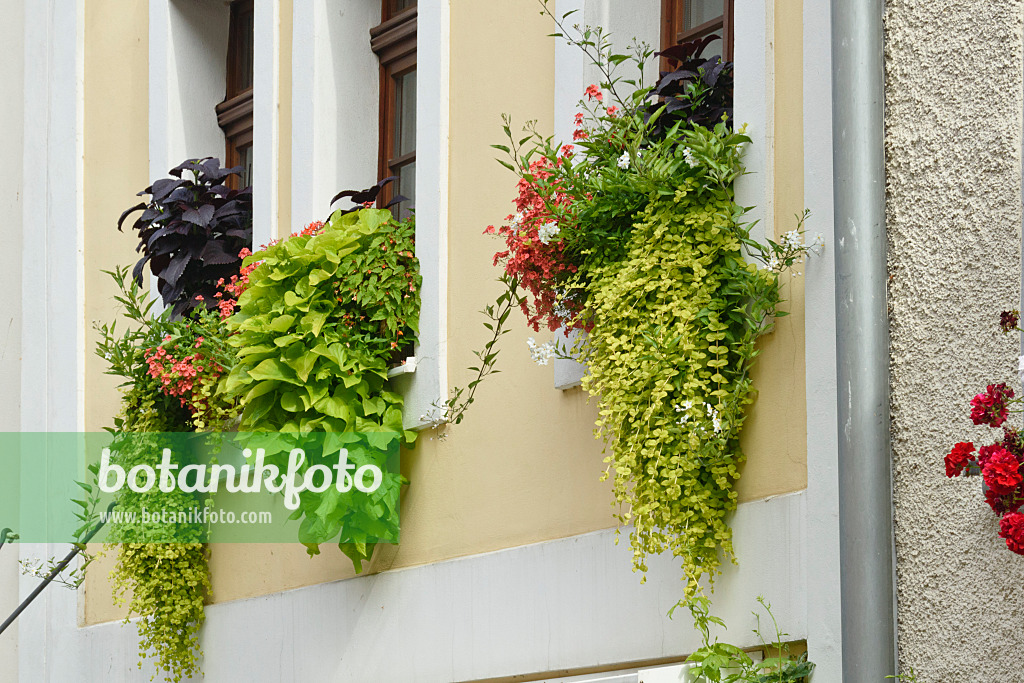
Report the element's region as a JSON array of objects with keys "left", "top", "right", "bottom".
[{"left": 0, "top": 0, "right": 1020, "bottom": 681}]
